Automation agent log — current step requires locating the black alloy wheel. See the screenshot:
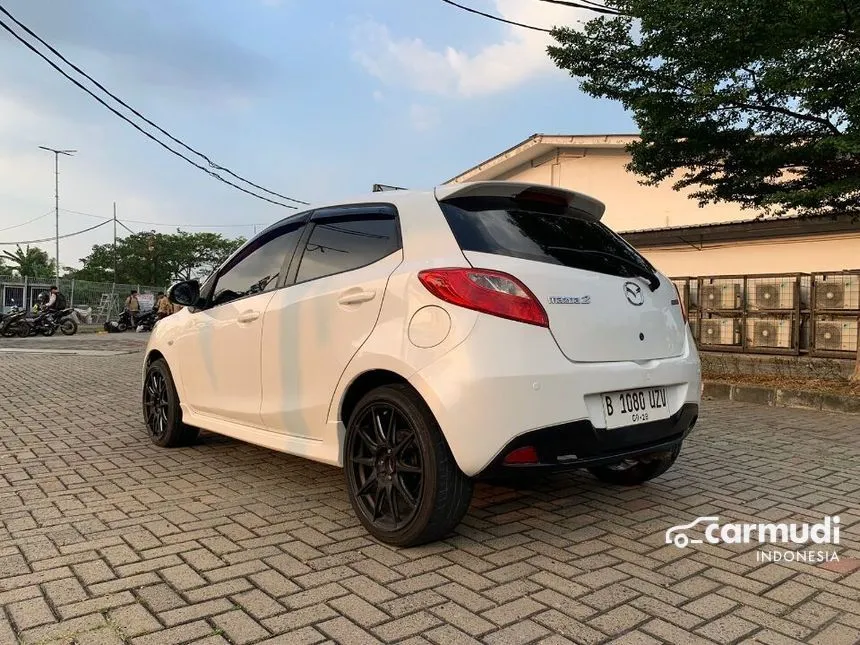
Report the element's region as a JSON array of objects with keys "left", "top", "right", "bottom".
[
  {"left": 141, "top": 358, "right": 199, "bottom": 447},
  {"left": 143, "top": 369, "right": 170, "bottom": 441},
  {"left": 344, "top": 384, "right": 474, "bottom": 547},
  {"left": 348, "top": 404, "right": 424, "bottom": 532}
]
